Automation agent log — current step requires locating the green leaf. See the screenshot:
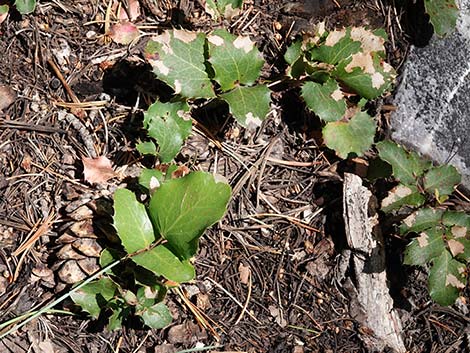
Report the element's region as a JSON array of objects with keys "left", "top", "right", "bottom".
[
  {"left": 207, "top": 29, "right": 264, "bottom": 91},
  {"left": 221, "top": 85, "right": 271, "bottom": 127},
  {"left": 139, "top": 169, "right": 164, "bottom": 191},
  {"left": 428, "top": 250, "right": 466, "bottom": 306},
  {"left": 285, "top": 40, "right": 302, "bottom": 66},
  {"left": 301, "top": 79, "right": 347, "bottom": 122},
  {"left": 376, "top": 140, "right": 431, "bottom": 185},
  {"left": 145, "top": 30, "right": 215, "bottom": 98},
  {"left": 148, "top": 171, "right": 231, "bottom": 259},
  {"left": 404, "top": 228, "right": 446, "bottom": 266},
  {"left": 114, "top": 188, "right": 156, "bottom": 254},
  {"left": 70, "top": 278, "right": 117, "bottom": 319},
  {"left": 140, "top": 302, "right": 173, "bottom": 329},
  {"left": 424, "top": 165, "right": 461, "bottom": 198},
  {"left": 381, "top": 184, "right": 425, "bottom": 213},
  {"left": 443, "top": 211, "right": 470, "bottom": 229},
  {"left": 333, "top": 52, "right": 396, "bottom": 99},
  {"left": 14, "top": 0, "right": 36, "bottom": 14},
  {"left": 132, "top": 245, "right": 195, "bottom": 282},
  {"left": 144, "top": 101, "right": 192, "bottom": 163},
  {"left": 309, "top": 28, "right": 362, "bottom": 65},
  {"left": 107, "top": 300, "right": 130, "bottom": 331},
  {"left": 424, "top": 0, "right": 459, "bottom": 37},
  {"left": 0, "top": 5, "right": 9, "bottom": 15},
  {"left": 136, "top": 141, "right": 157, "bottom": 155},
  {"left": 205, "top": 0, "right": 243, "bottom": 19},
  {"left": 322, "top": 111, "right": 376, "bottom": 158},
  {"left": 400, "top": 208, "right": 444, "bottom": 234}
]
